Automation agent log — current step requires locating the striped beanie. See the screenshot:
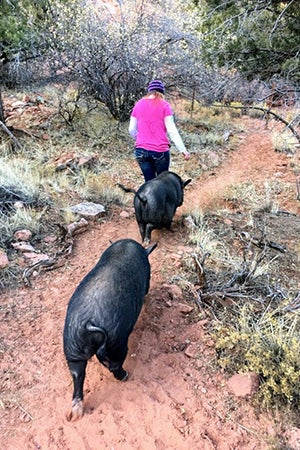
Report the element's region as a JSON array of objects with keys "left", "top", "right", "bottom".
[{"left": 147, "top": 79, "right": 165, "bottom": 94}]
